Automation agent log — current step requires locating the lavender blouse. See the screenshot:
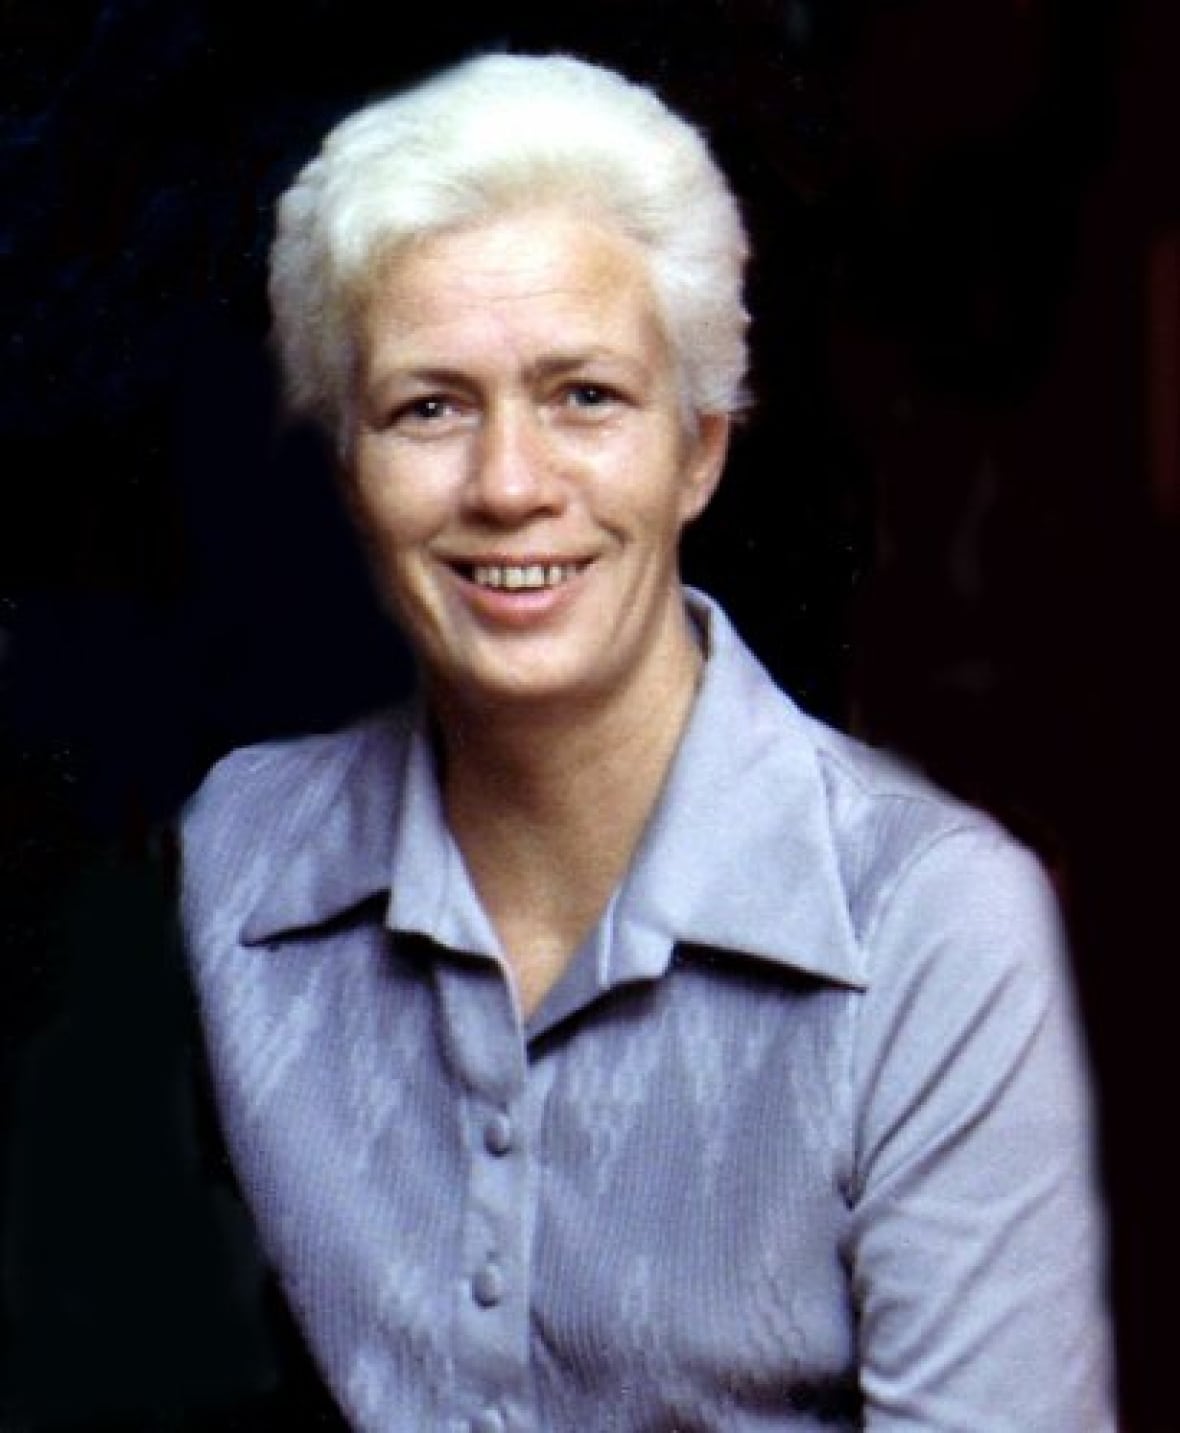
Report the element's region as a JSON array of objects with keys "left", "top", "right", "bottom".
[{"left": 181, "top": 591, "right": 1114, "bottom": 1431}]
